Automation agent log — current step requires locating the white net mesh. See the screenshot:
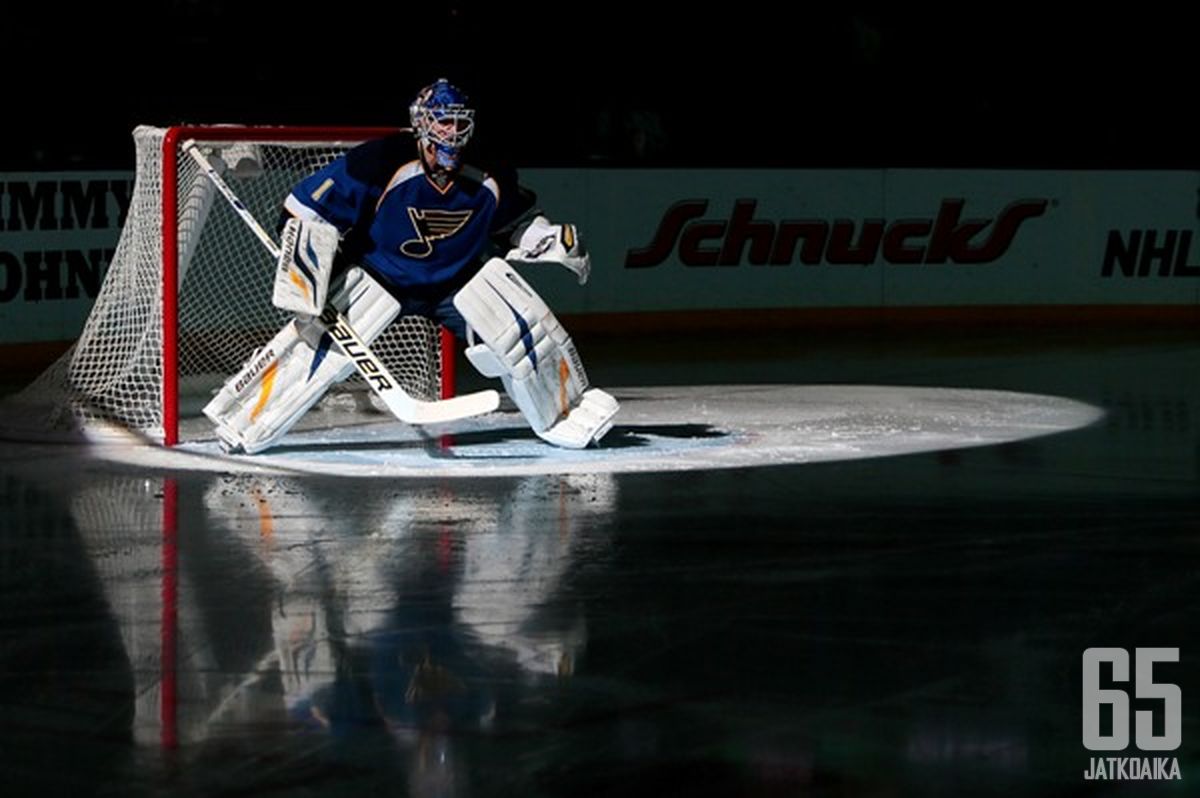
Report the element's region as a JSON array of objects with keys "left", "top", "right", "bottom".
[{"left": 8, "top": 126, "right": 444, "bottom": 442}]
